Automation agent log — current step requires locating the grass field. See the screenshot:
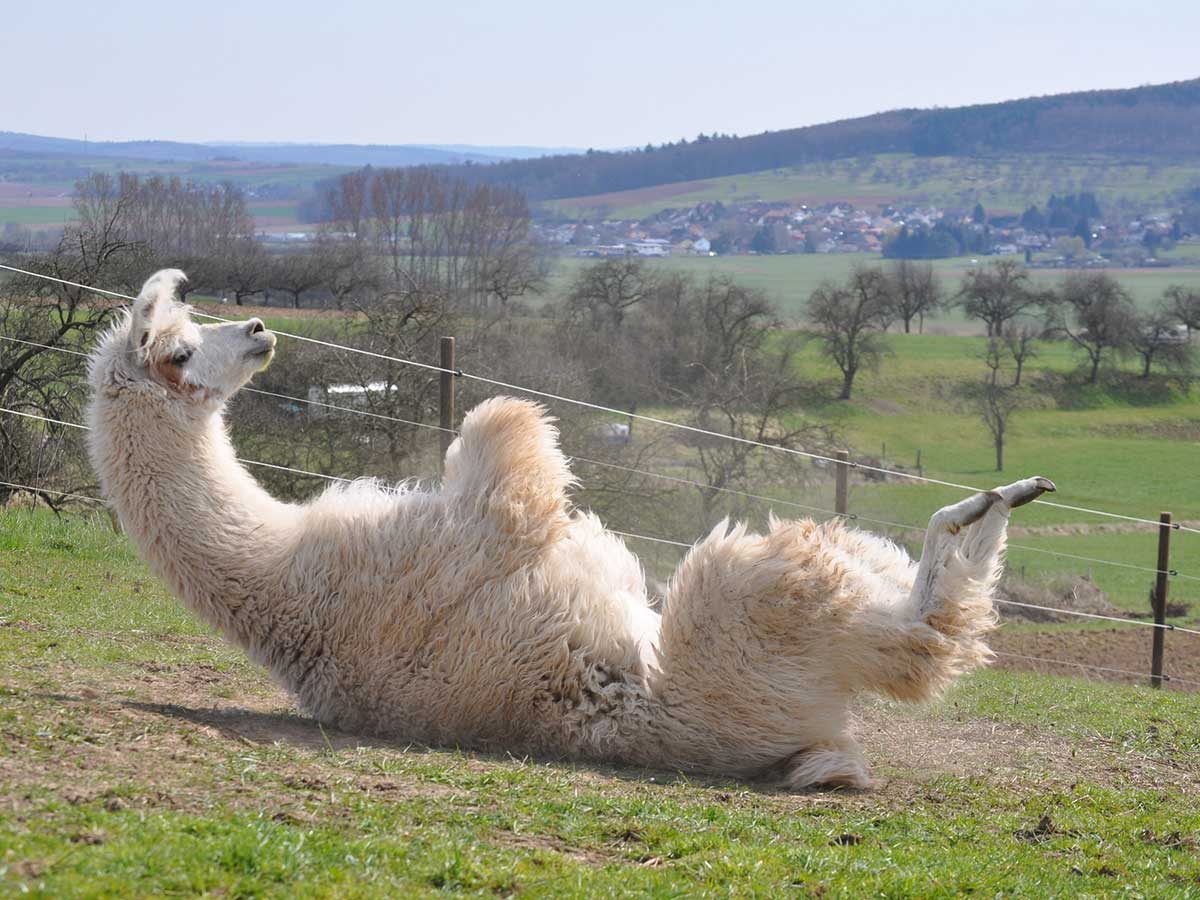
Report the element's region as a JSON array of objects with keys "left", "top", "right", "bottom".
[
  {"left": 2, "top": 509, "right": 1200, "bottom": 897},
  {"left": 545, "top": 152, "right": 1200, "bottom": 220},
  {"left": 546, "top": 253, "right": 1200, "bottom": 322}
]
